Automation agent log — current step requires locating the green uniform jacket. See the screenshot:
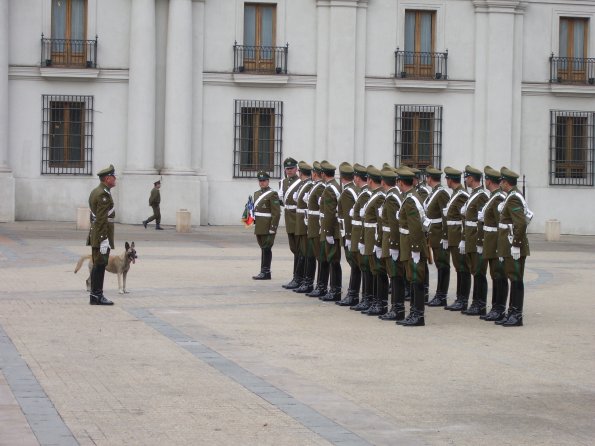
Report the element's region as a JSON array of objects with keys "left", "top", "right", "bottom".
[
  {"left": 363, "top": 187, "right": 385, "bottom": 255},
  {"left": 87, "top": 183, "right": 115, "bottom": 248},
  {"left": 320, "top": 179, "right": 341, "bottom": 240},
  {"left": 350, "top": 186, "right": 370, "bottom": 253},
  {"left": 294, "top": 179, "right": 313, "bottom": 237},
  {"left": 253, "top": 187, "right": 281, "bottom": 236},
  {"left": 399, "top": 190, "right": 428, "bottom": 261},
  {"left": 497, "top": 187, "right": 530, "bottom": 258},
  {"left": 416, "top": 183, "right": 431, "bottom": 201},
  {"left": 381, "top": 187, "right": 402, "bottom": 256},
  {"left": 478, "top": 188, "right": 505, "bottom": 259},
  {"left": 306, "top": 181, "right": 325, "bottom": 239},
  {"left": 462, "top": 186, "right": 489, "bottom": 252},
  {"left": 424, "top": 184, "right": 450, "bottom": 248},
  {"left": 338, "top": 181, "right": 358, "bottom": 242},
  {"left": 443, "top": 185, "right": 469, "bottom": 247},
  {"left": 280, "top": 175, "right": 300, "bottom": 233},
  {"left": 149, "top": 187, "right": 160, "bottom": 206}
]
